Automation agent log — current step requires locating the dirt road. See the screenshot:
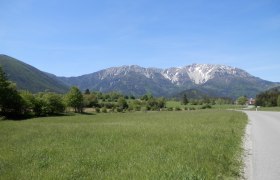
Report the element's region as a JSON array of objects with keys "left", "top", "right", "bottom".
[{"left": 244, "top": 111, "right": 280, "bottom": 180}]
